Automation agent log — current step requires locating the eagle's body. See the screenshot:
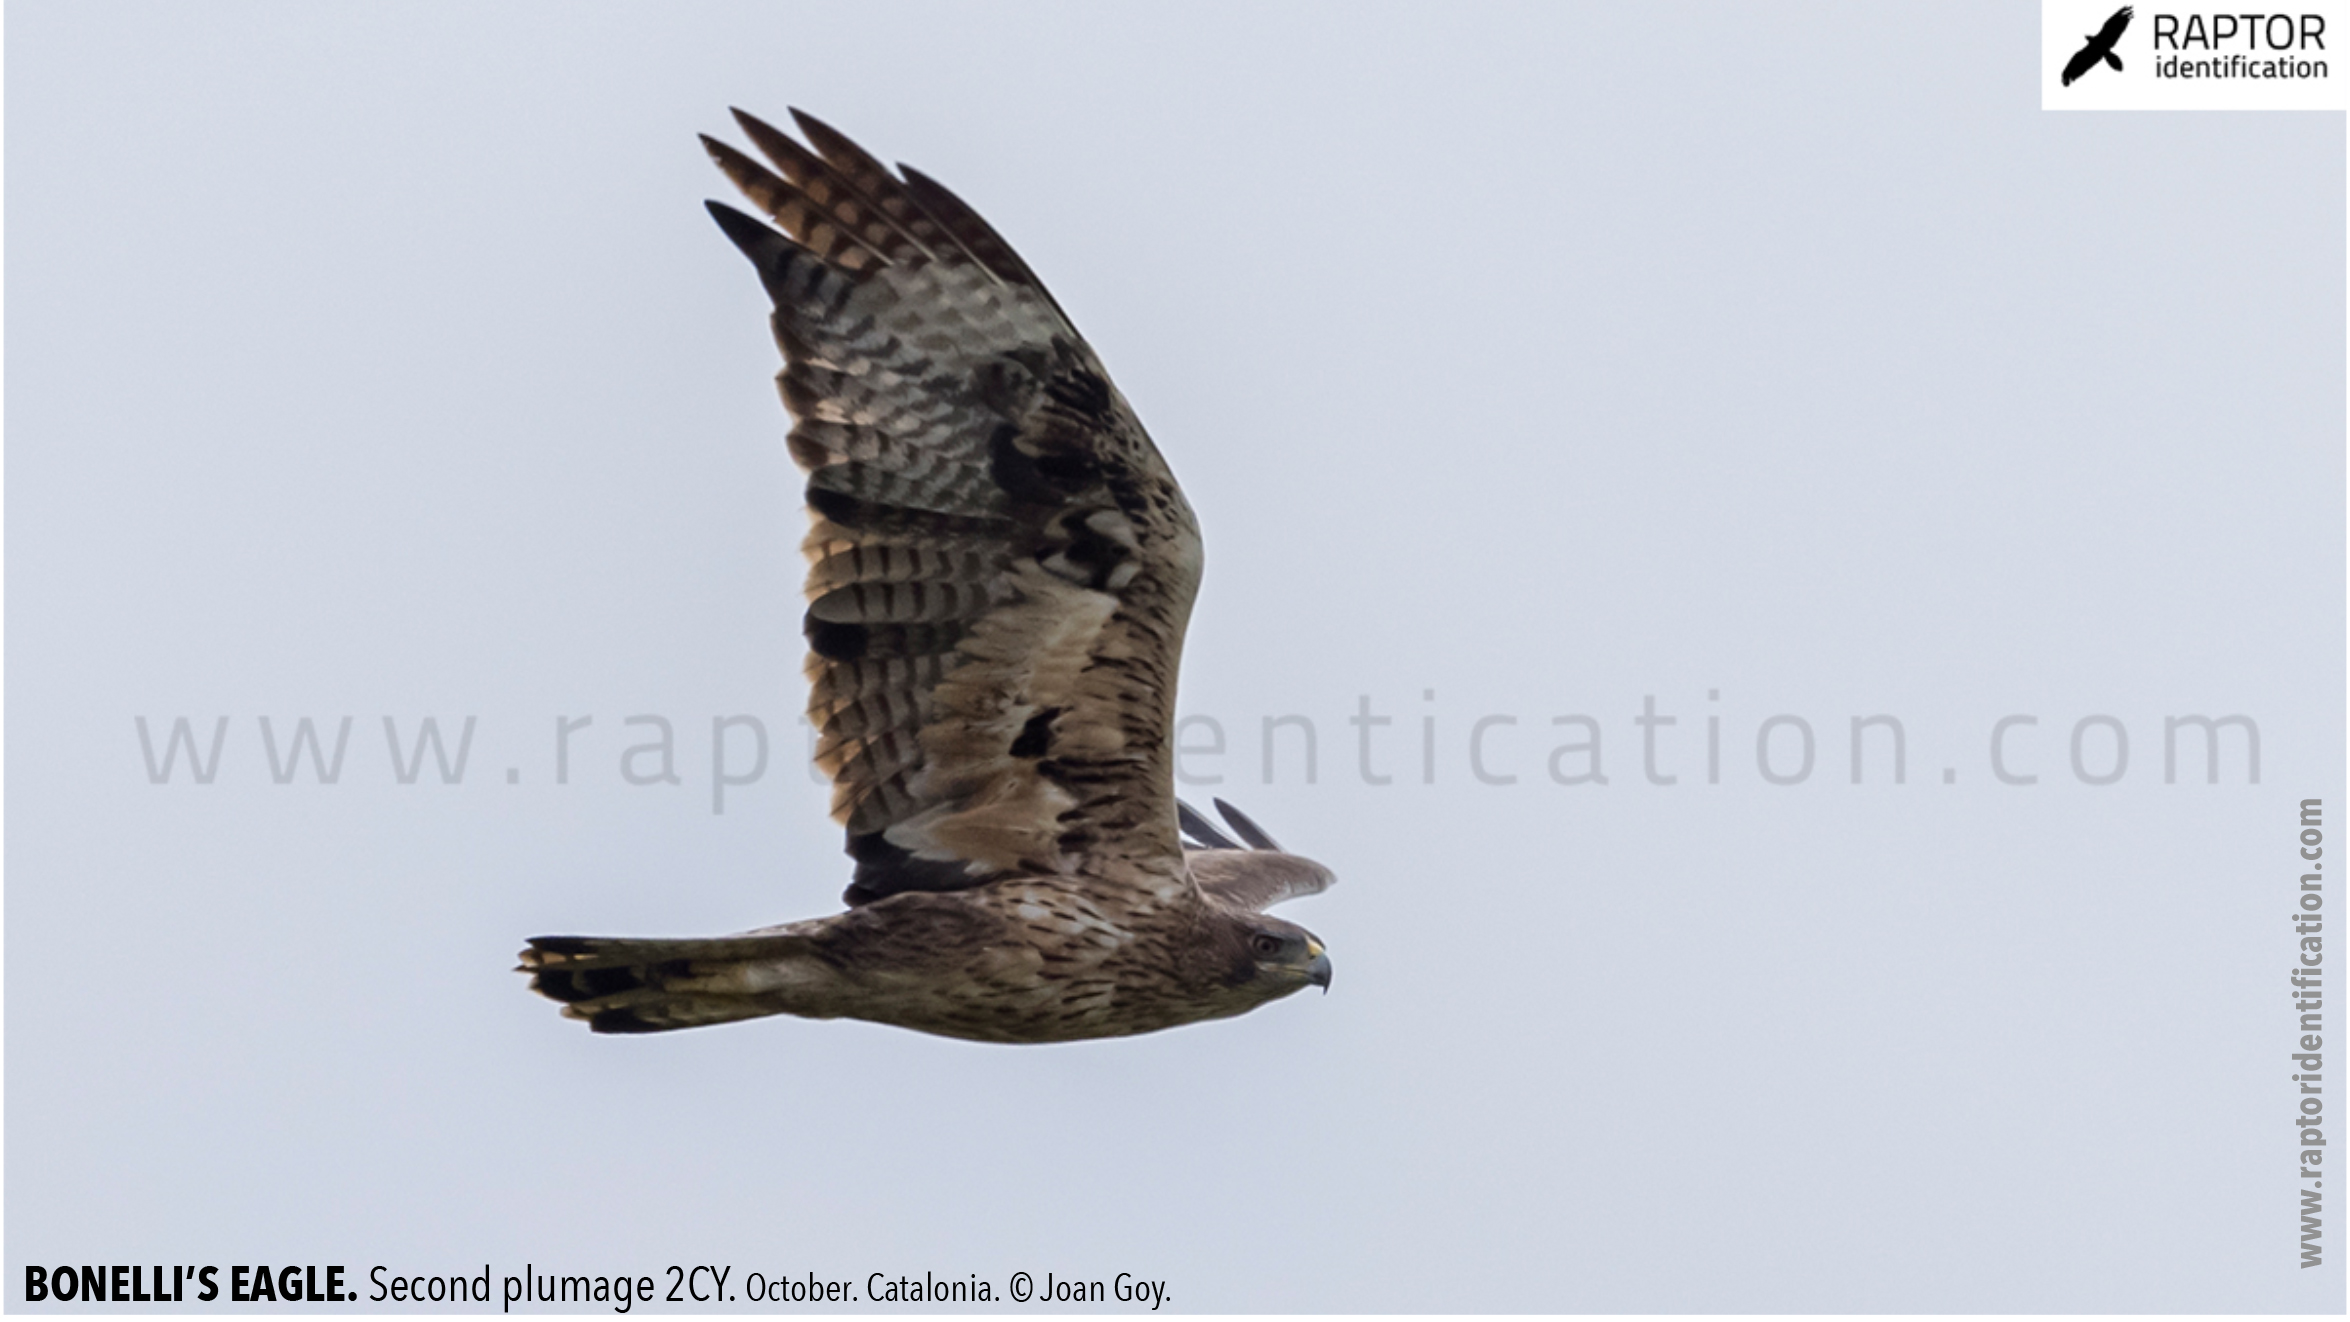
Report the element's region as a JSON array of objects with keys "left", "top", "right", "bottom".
[
  {"left": 535, "top": 867, "right": 1279, "bottom": 1045},
  {"left": 519, "top": 111, "right": 1334, "bottom": 1042}
]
